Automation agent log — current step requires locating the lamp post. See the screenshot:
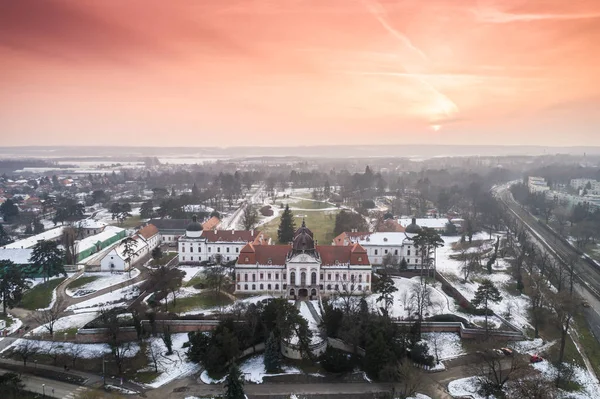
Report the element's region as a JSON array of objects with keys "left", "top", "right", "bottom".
[{"left": 42, "top": 384, "right": 45, "bottom": 397}]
